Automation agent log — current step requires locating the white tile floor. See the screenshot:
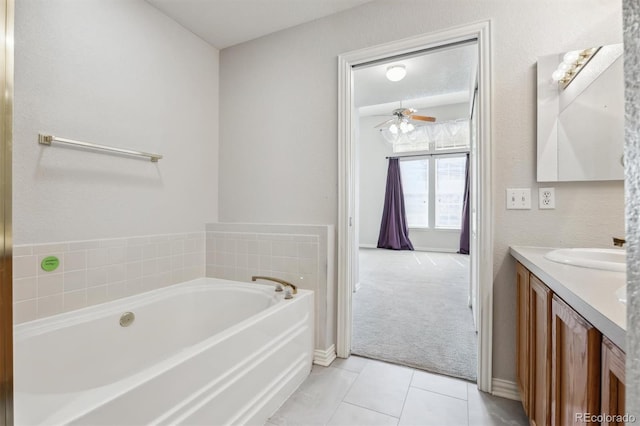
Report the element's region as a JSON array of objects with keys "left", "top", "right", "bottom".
[{"left": 268, "top": 356, "right": 528, "bottom": 426}]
